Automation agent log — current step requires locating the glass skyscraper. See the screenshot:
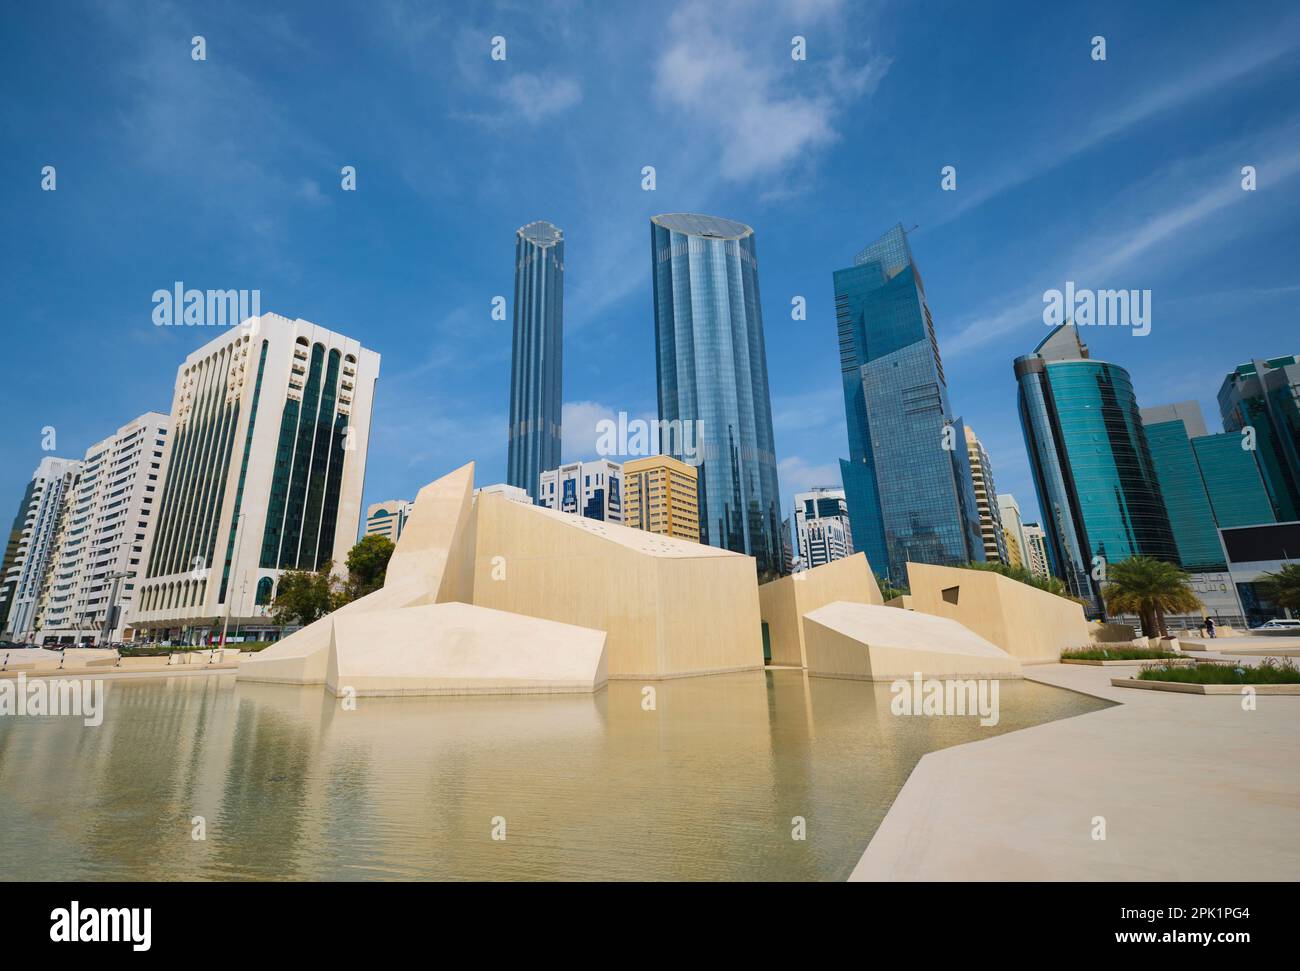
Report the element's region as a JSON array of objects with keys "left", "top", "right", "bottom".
[
  {"left": 1218, "top": 355, "right": 1300, "bottom": 522},
  {"left": 1015, "top": 324, "right": 1177, "bottom": 613},
  {"left": 649, "top": 213, "right": 784, "bottom": 579},
  {"left": 507, "top": 220, "right": 564, "bottom": 501},
  {"left": 1142, "top": 400, "right": 1276, "bottom": 571},
  {"left": 834, "top": 224, "right": 982, "bottom": 583}
]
